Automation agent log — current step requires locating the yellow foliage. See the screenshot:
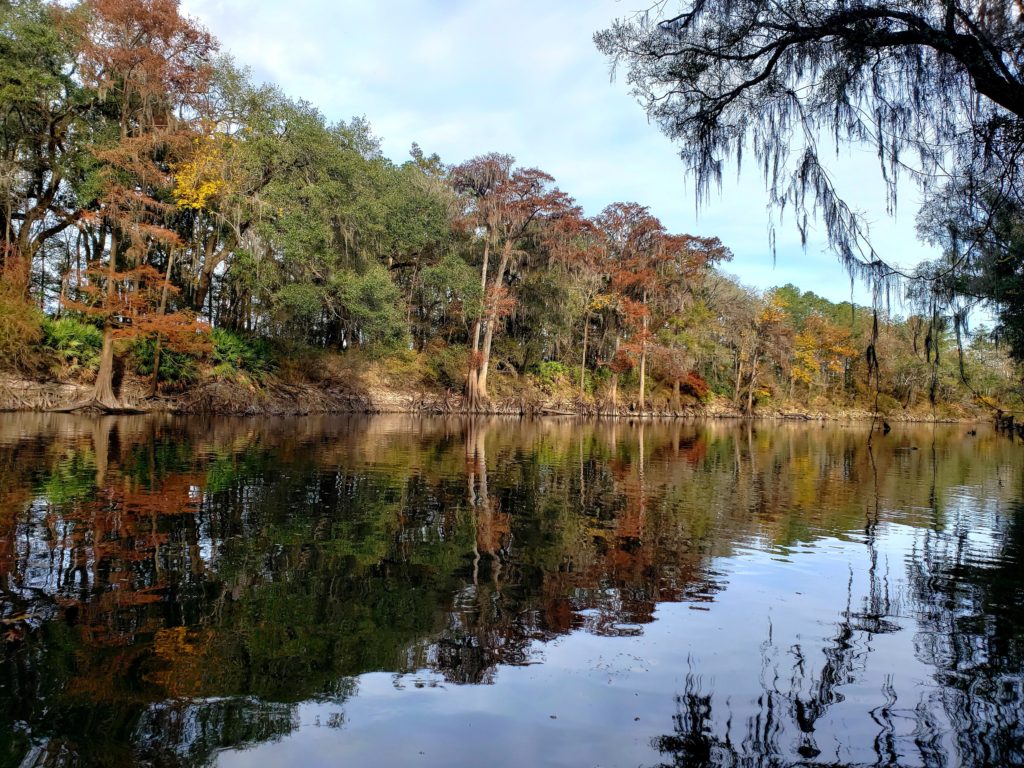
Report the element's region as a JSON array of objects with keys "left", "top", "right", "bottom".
[
  {"left": 152, "top": 625, "right": 199, "bottom": 658},
  {"left": 0, "top": 269, "right": 44, "bottom": 371},
  {"left": 144, "top": 626, "right": 209, "bottom": 696},
  {"left": 758, "top": 301, "right": 787, "bottom": 326},
  {"left": 792, "top": 314, "right": 857, "bottom": 390},
  {"left": 172, "top": 134, "right": 228, "bottom": 211},
  {"left": 793, "top": 334, "right": 818, "bottom": 385}
]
